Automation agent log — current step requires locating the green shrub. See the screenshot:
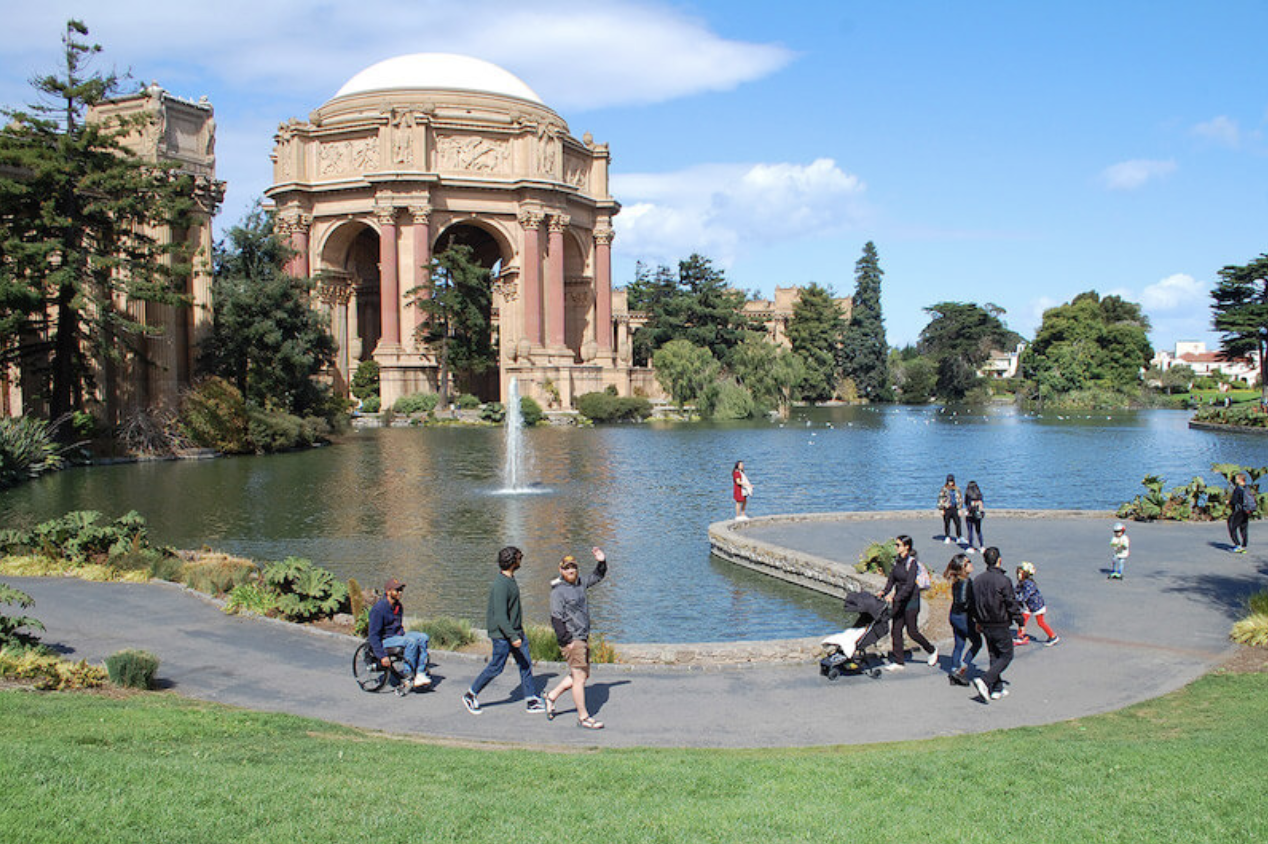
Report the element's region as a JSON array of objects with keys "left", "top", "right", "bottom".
[
  {"left": 525, "top": 623, "right": 562, "bottom": 662},
  {"left": 260, "top": 557, "right": 348, "bottom": 622},
  {"left": 0, "top": 582, "right": 44, "bottom": 648},
  {"left": 701, "top": 379, "right": 757, "bottom": 420},
  {"left": 29, "top": 510, "right": 150, "bottom": 564},
  {"left": 224, "top": 582, "right": 278, "bottom": 616},
  {"left": 350, "top": 360, "right": 380, "bottom": 401},
  {"left": 480, "top": 402, "right": 506, "bottom": 423},
  {"left": 456, "top": 393, "right": 480, "bottom": 409},
  {"left": 393, "top": 392, "right": 439, "bottom": 415},
  {"left": 0, "top": 529, "right": 32, "bottom": 556},
  {"left": 353, "top": 607, "right": 369, "bottom": 637},
  {"left": 179, "top": 377, "right": 251, "bottom": 454},
  {"left": 111, "top": 548, "right": 172, "bottom": 578},
  {"left": 182, "top": 554, "right": 258, "bottom": 595},
  {"left": 105, "top": 649, "right": 160, "bottom": 689},
  {"left": 0, "top": 417, "right": 65, "bottom": 489},
  {"left": 855, "top": 540, "right": 896, "bottom": 575},
  {"left": 519, "top": 396, "right": 544, "bottom": 426},
  {"left": 411, "top": 616, "right": 477, "bottom": 650},
  {"left": 360, "top": 395, "right": 381, "bottom": 413},
  {"left": 247, "top": 408, "right": 329, "bottom": 453},
  {"left": 575, "top": 392, "right": 652, "bottom": 423},
  {"left": 1117, "top": 464, "right": 1268, "bottom": 522}
]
